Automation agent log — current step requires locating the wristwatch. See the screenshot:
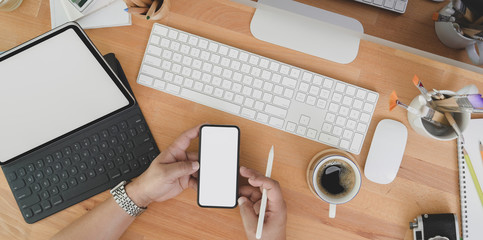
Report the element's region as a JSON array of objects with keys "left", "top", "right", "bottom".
[{"left": 110, "top": 180, "right": 147, "bottom": 217}]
